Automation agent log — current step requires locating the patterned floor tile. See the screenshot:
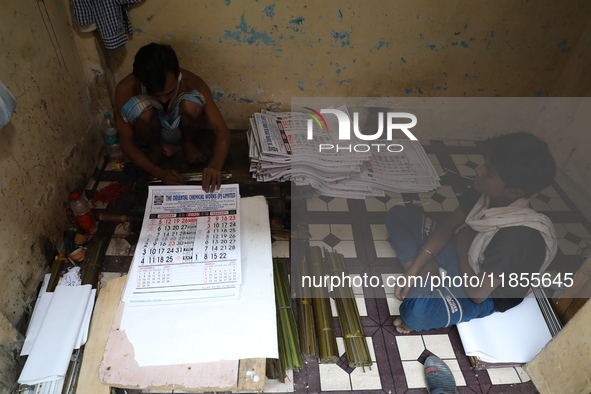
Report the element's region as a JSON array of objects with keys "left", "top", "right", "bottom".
[
  {"left": 272, "top": 240, "right": 290, "bottom": 258},
  {"left": 306, "top": 197, "right": 329, "bottom": 212},
  {"left": 555, "top": 223, "right": 591, "bottom": 255},
  {"left": 487, "top": 367, "right": 522, "bottom": 385},
  {"left": 396, "top": 336, "right": 425, "bottom": 360},
  {"left": 443, "top": 358, "right": 467, "bottom": 386},
  {"left": 263, "top": 369, "right": 294, "bottom": 393},
  {"left": 365, "top": 193, "right": 405, "bottom": 212},
  {"left": 515, "top": 366, "right": 531, "bottom": 383},
  {"left": 318, "top": 364, "right": 352, "bottom": 391},
  {"left": 349, "top": 363, "right": 382, "bottom": 390},
  {"left": 418, "top": 185, "right": 460, "bottom": 212},
  {"left": 531, "top": 186, "right": 570, "bottom": 211},
  {"left": 401, "top": 360, "right": 428, "bottom": 389},
  {"left": 451, "top": 154, "right": 484, "bottom": 177},
  {"left": 112, "top": 222, "right": 133, "bottom": 238},
  {"left": 422, "top": 334, "right": 455, "bottom": 359},
  {"left": 105, "top": 238, "right": 132, "bottom": 256}
]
